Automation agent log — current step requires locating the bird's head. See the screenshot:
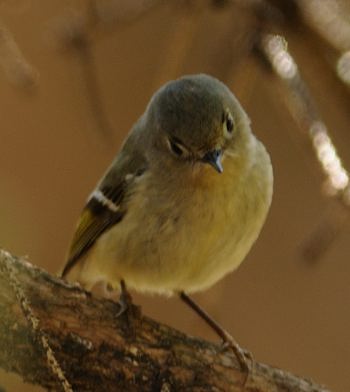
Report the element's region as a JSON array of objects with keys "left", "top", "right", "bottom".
[{"left": 144, "top": 74, "right": 252, "bottom": 175}]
